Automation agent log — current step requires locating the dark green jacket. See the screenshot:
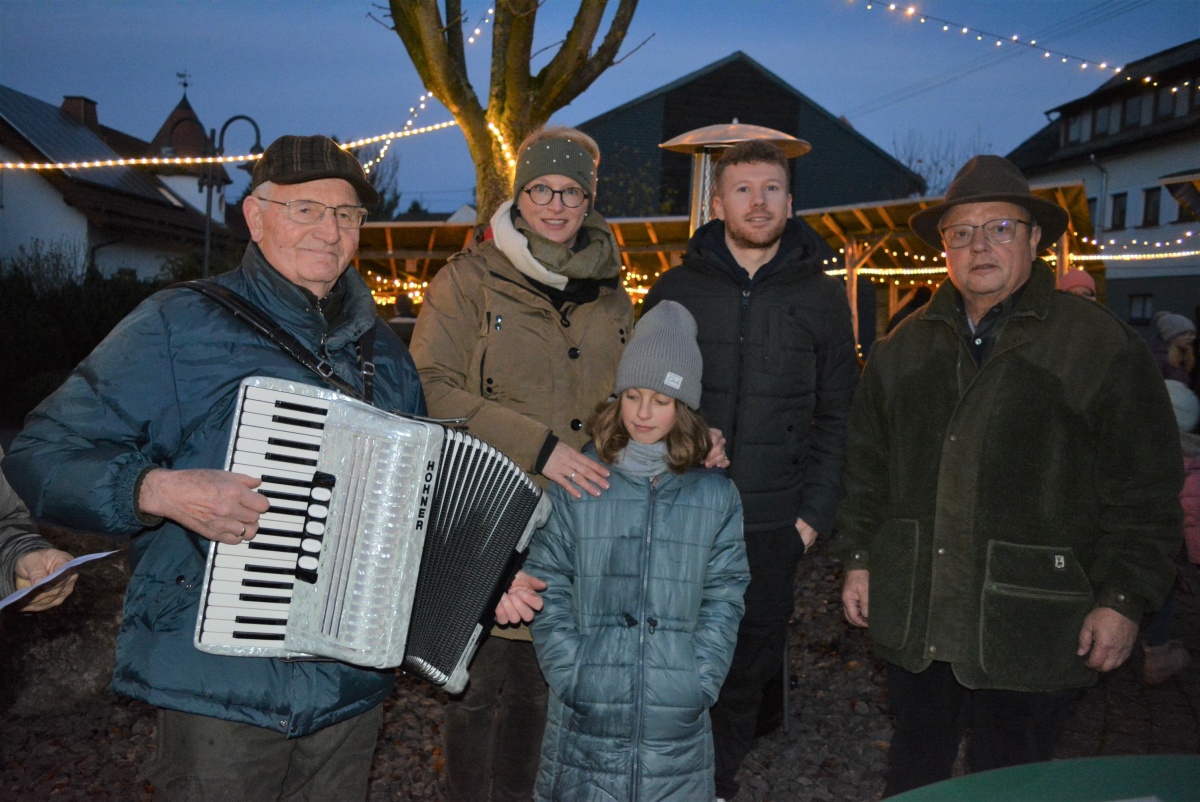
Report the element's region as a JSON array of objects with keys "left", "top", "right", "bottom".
[{"left": 833, "top": 262, "right": 1183, "bottom": 691}]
